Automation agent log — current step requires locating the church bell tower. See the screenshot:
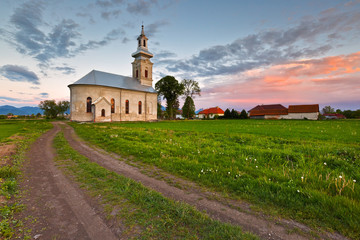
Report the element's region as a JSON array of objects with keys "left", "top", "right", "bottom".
[{"left": 131, "top": 25, "right": 154, "bottom": 87}]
